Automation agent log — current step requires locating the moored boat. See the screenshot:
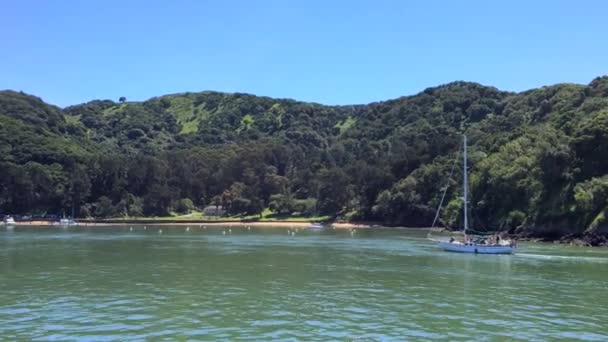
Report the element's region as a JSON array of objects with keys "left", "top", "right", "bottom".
[
  {"left": 3, "top": 215, "right": 15, "bottom": 225},
  {"left": 55, "top": 218, "right": 78, "bottom": 226},
  {"left": 432, "top": 135, "right": 516, "bottom": 254},
  {"left": 309, "top": 223, "right": 325, "bottom": 229}
]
